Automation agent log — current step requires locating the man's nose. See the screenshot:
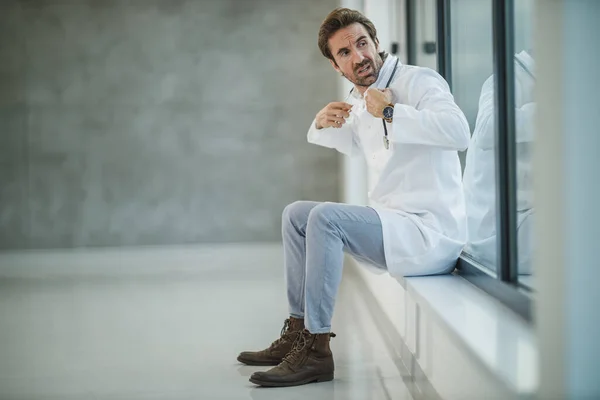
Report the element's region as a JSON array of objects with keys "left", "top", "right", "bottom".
[{"left": 352, "top": 51, "right": 365, "bottom": 64}]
